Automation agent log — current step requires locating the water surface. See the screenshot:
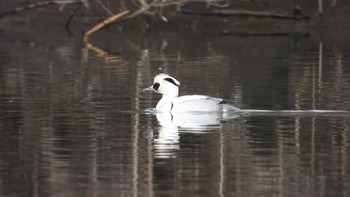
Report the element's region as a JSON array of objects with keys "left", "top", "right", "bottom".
[{"left": 1, "top": 23, "right": 350, "bottom": 196}]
